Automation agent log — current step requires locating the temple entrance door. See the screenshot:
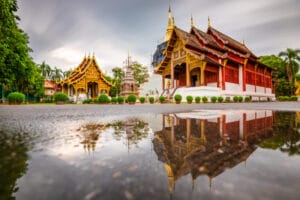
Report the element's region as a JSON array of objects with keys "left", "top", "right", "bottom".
[
  {"left": 87, "top": 82, "right": 99, "bottom": 98},
  {"left": 190, "top": 68, "right": 200, "bottom": 86}
]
